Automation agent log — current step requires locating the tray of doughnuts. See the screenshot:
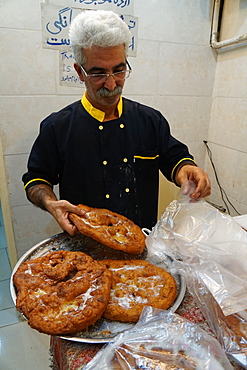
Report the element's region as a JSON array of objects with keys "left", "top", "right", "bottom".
[{"left": 10, "top": 232, "right": 186, "bottom": 343}]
